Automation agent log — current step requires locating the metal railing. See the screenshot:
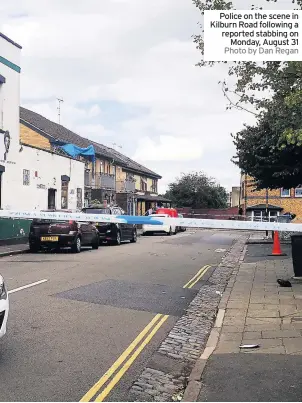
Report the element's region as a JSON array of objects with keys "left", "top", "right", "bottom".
[
  {"left": 99, "top": 173, "right": 115, "bottom": 189},
  {"left": 116, "top": 179, "right": 136, "bottom": 193}
]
